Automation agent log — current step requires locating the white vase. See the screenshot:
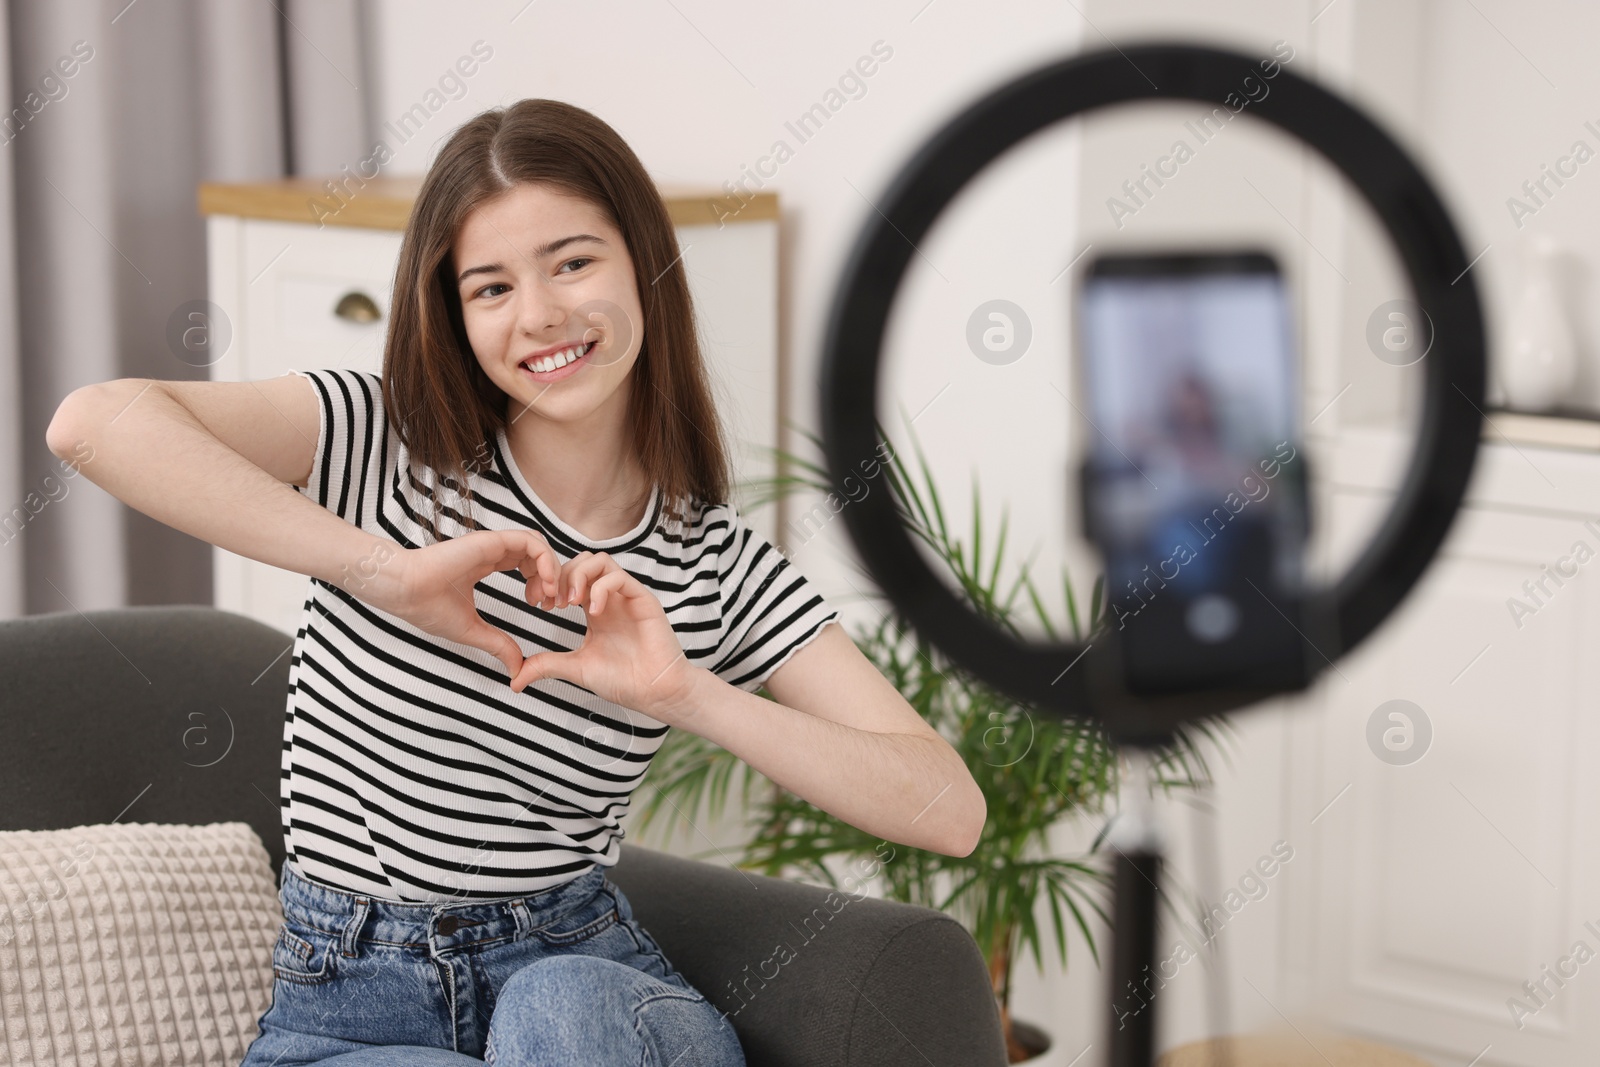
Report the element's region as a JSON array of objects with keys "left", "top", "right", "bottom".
[{"left": 1501, "top": 239, "right": 1578, "bottom": 412}]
